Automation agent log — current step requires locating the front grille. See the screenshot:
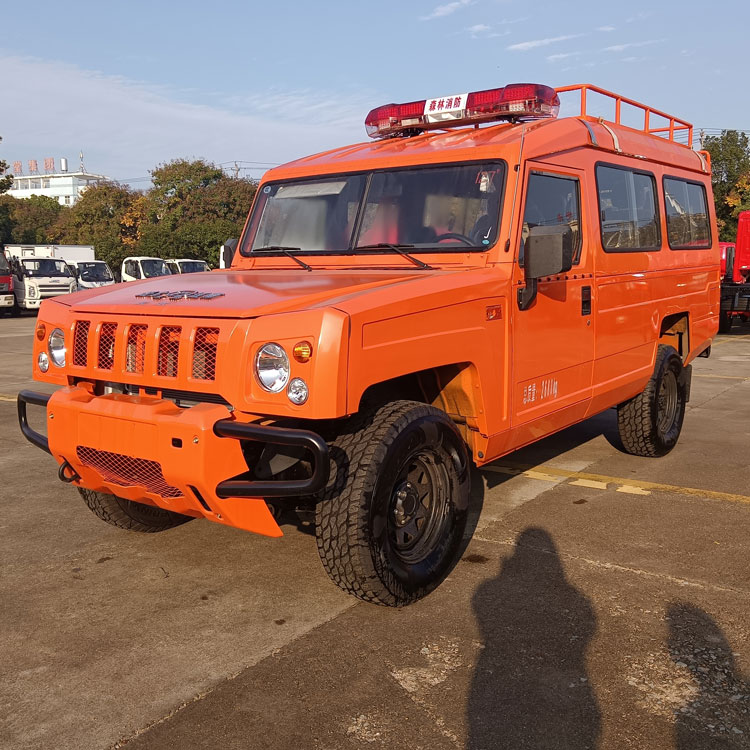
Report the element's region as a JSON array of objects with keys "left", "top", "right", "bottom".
[
  {"left": 76, "top": 446, "right": 183, "bottom": 499},
  {"left": 192, "top": 327, "right": 219, "bottom": 380},
  {"left": 126, "top": 325, "right": 148, "bottom": 374},
  {"left": 71, "top": 319, "right": 221, "bottom": 386},
  {"left": 0, "top": 282, "right": 8, "bottom": 292},
  {"left": 158, "top": 326, "right": 181, "bottom": 378},
  {"left": 97, "top": 323, "right": 117, "bottom": 370},
  {"left": 73, "top": 321, "right": 90, "bottom": 367}
]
